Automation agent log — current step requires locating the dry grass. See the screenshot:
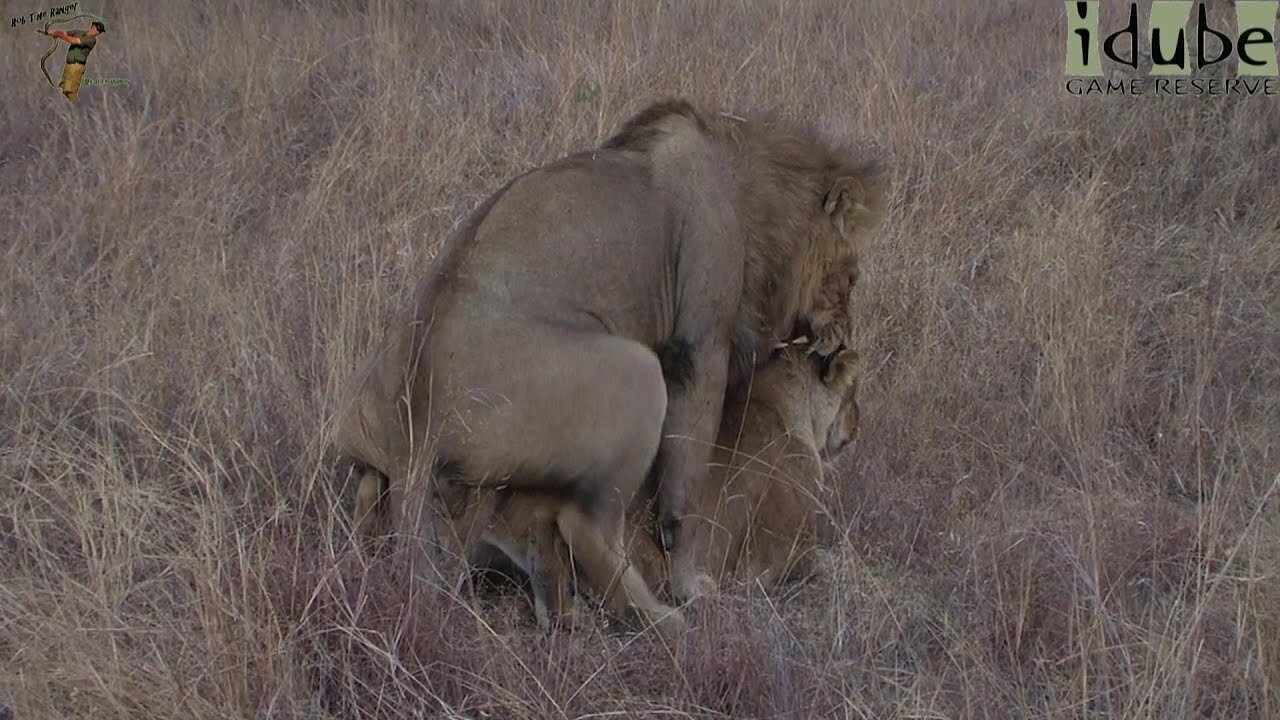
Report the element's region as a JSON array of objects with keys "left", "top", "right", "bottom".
[{"left": 2, "top": 0, "right": 1278, "bottom": 717}]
